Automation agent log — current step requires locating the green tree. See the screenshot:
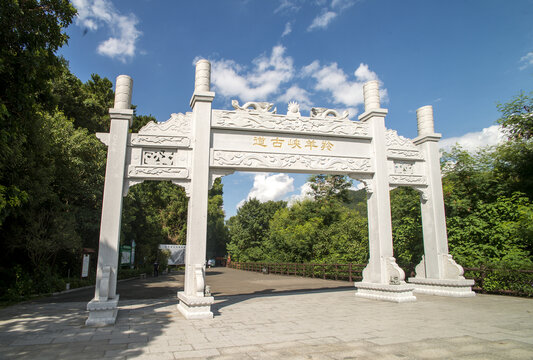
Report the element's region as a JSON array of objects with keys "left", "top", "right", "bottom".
[
  {"left": 493, "top": 92, "right": 533, "bottom": 199},
  {"left": 266, "top": 199, "right": 368, "bottom": 264},
  {"left": 0, "top": 0, "right": 76, "bottom": 226},
  {"left": 390, "top": 187, "right": 423, "bottom": 271},
  {"left": 497, "top": 91, "right": 533, "bottom": 141},
  {"left": 206, "top": 178, "right": 229, "bottom": 259},
  {"left": 226, "top": 199, "right": 286, "bottom": 261},
  {"left": 308, "top": 174, "right": 352, "bottom": 203}
]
